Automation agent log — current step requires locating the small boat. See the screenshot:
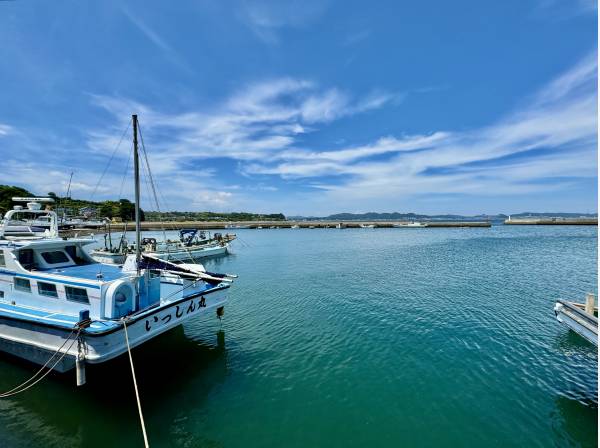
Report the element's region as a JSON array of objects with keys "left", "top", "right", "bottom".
[
  {"left": 393, "top": 221, "right": 428, "bottom": 228},
  {"left": 554, "top": 294, "right": 598, "bottom": 345},
  {"left": 224, "top": 224, "right": 250, "bottom": 229},
  {"left": 359, "top": 224, "right": 375, "bottom": 228},
  {"left": 91, "top": 228, "right": 235, "bottom": 264},
  {"left": 335, "top": 223, "right": 346, "bottom": 229},
  {"left": 0, "top": 115, "right": 236, "bottom": 383},
  {"left": 291, "top": 225, "right": 300, "bottom": 229}
]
